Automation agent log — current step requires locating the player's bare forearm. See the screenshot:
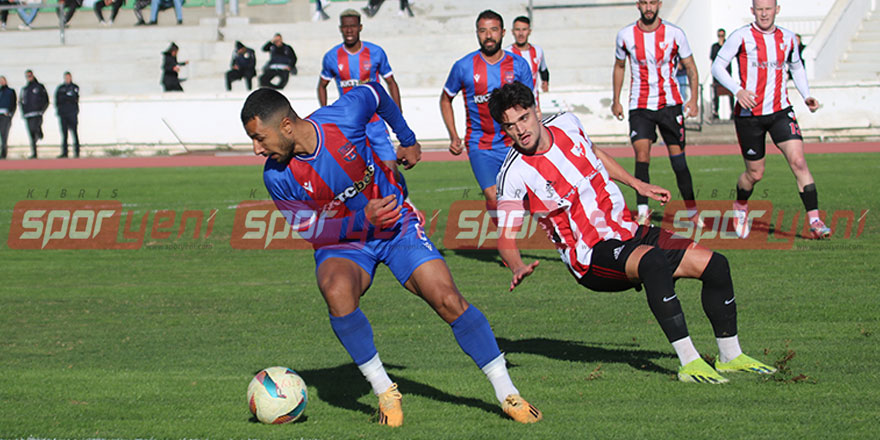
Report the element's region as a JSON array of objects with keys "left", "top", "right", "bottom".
[
  {"left": 439, "top": 93, "right": 460, "bottom": 141},
  {"left": 386, "top": 76, "right": 402, "bottom": 111},
  {"left": 317, "top": 81, "right": 328, "bottom": 107},
  {"left": 683, "top": 56, "right": 700, "bottom": 117},
  {"left": 612, "top": 60, "right": 626, "bottom": 104}
]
